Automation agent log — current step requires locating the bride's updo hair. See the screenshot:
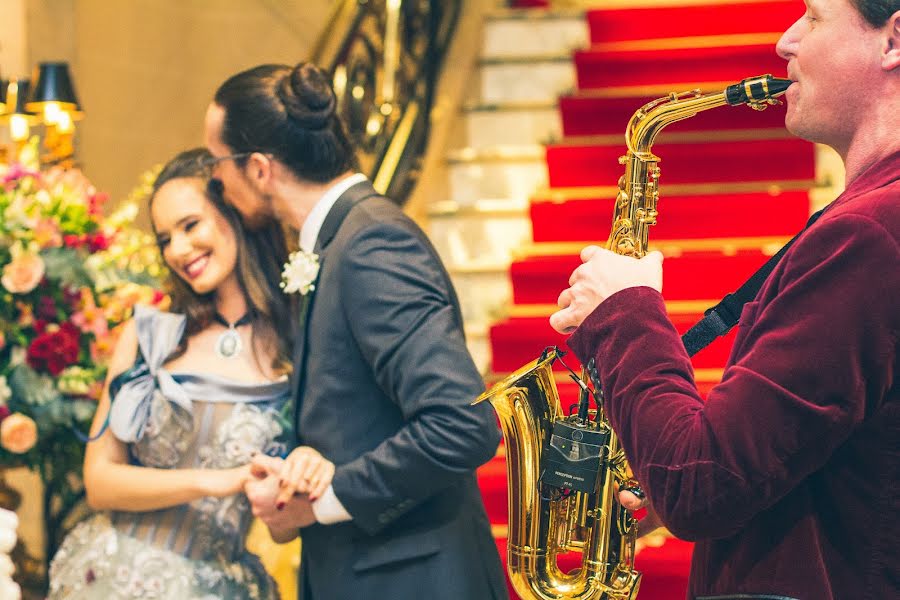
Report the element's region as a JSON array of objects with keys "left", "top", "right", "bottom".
[{"left": 213, "top": 62, "right": 358, "bottom": 183}]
